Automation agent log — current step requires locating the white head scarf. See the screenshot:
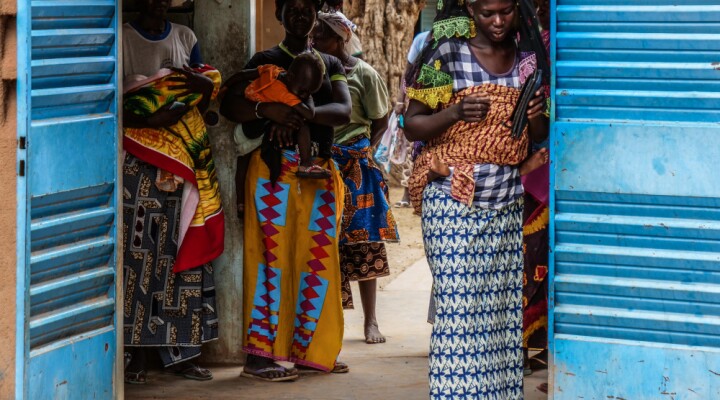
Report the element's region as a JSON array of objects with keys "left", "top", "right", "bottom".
[{"left": 317, "top": 11, "right": 363, "bottom": 56}]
